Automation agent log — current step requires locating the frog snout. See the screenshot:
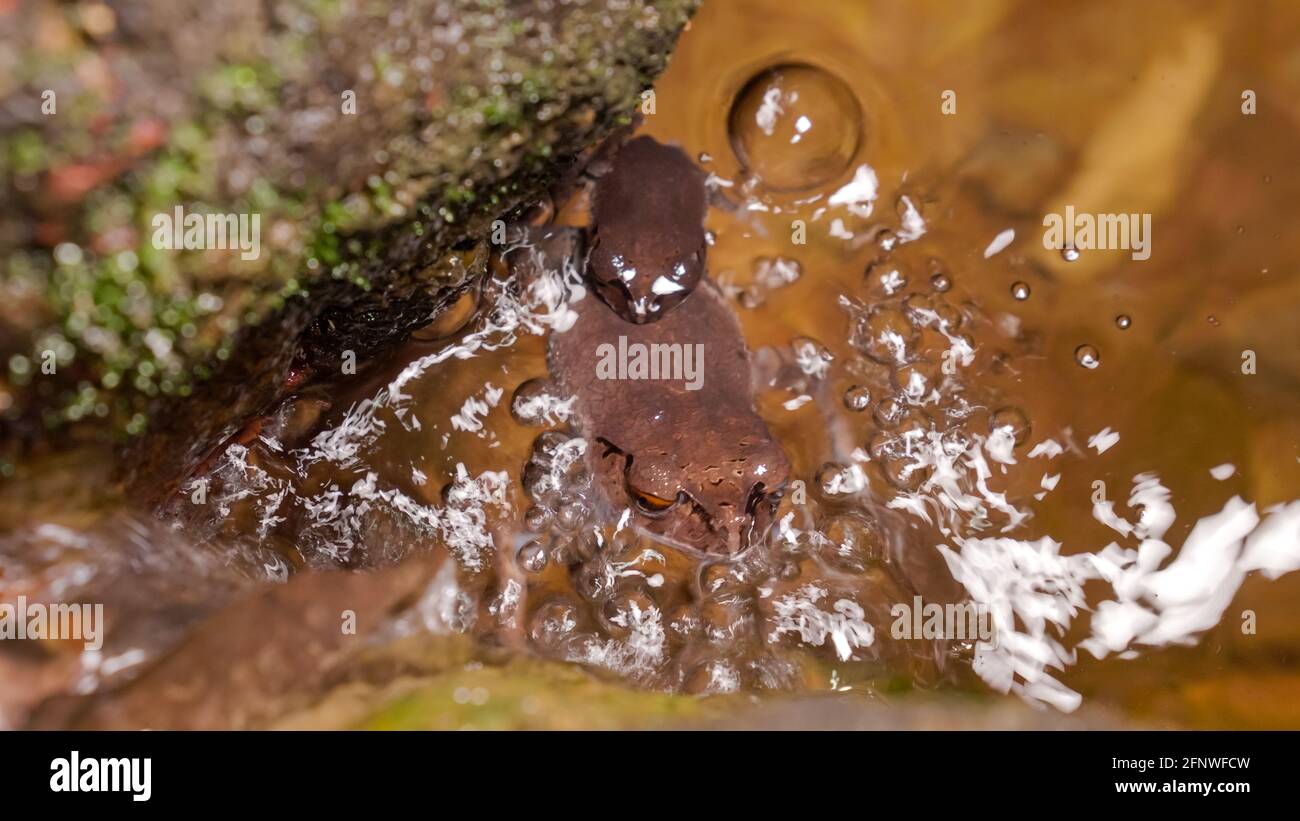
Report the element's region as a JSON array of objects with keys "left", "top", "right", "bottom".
[
  {"left": 588, "top": 261, "right": 697, "bottom": 325},
  {"left": 710, "top": 487, "right": 782, "bottom": 556},
  {"left": 723, "top": 518, "right": 746, "bottom": 555}
]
